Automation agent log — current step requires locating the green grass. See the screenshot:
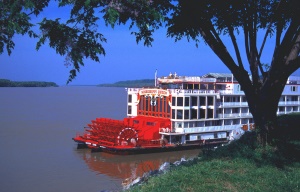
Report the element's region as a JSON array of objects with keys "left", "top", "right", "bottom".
[
  {"left": 130, "top": 158, "right": 299, "bottom": 192},
  {"left": 128, "top": 113, "right": 300, "bottom": 192}
]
